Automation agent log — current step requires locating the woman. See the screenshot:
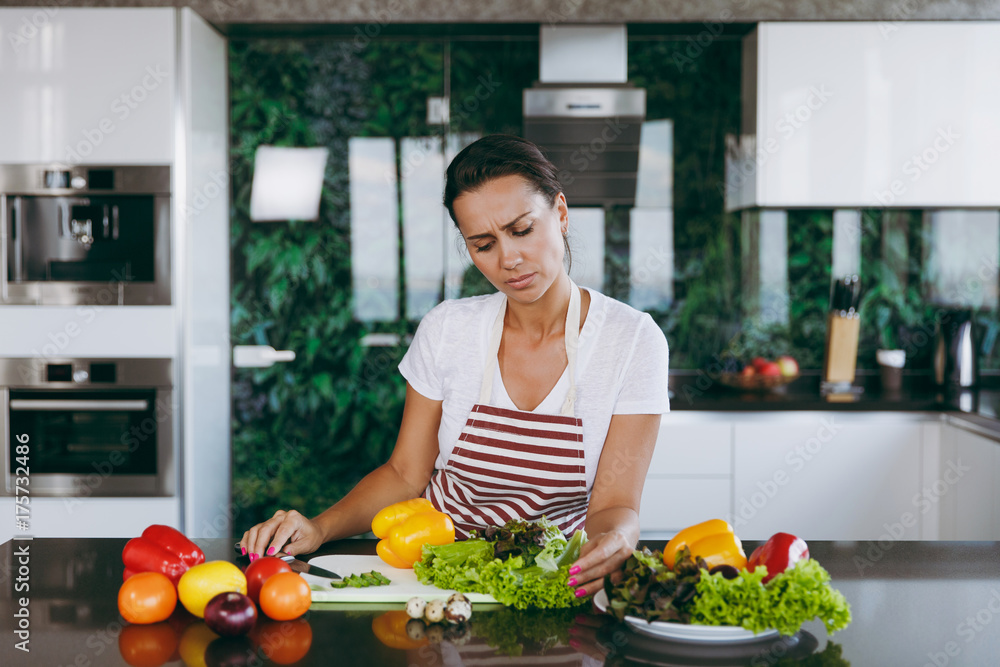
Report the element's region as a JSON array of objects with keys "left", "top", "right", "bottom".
[{"left": 239, "top": 135, "right": 669, "bottom": 597}]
